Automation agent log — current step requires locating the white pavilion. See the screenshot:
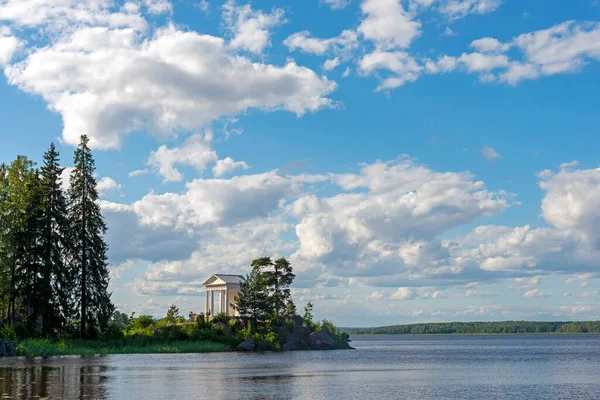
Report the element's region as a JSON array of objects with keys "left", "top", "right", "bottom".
[{"left": 202, "top": 274, "right": 245, "bottom": 319}]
